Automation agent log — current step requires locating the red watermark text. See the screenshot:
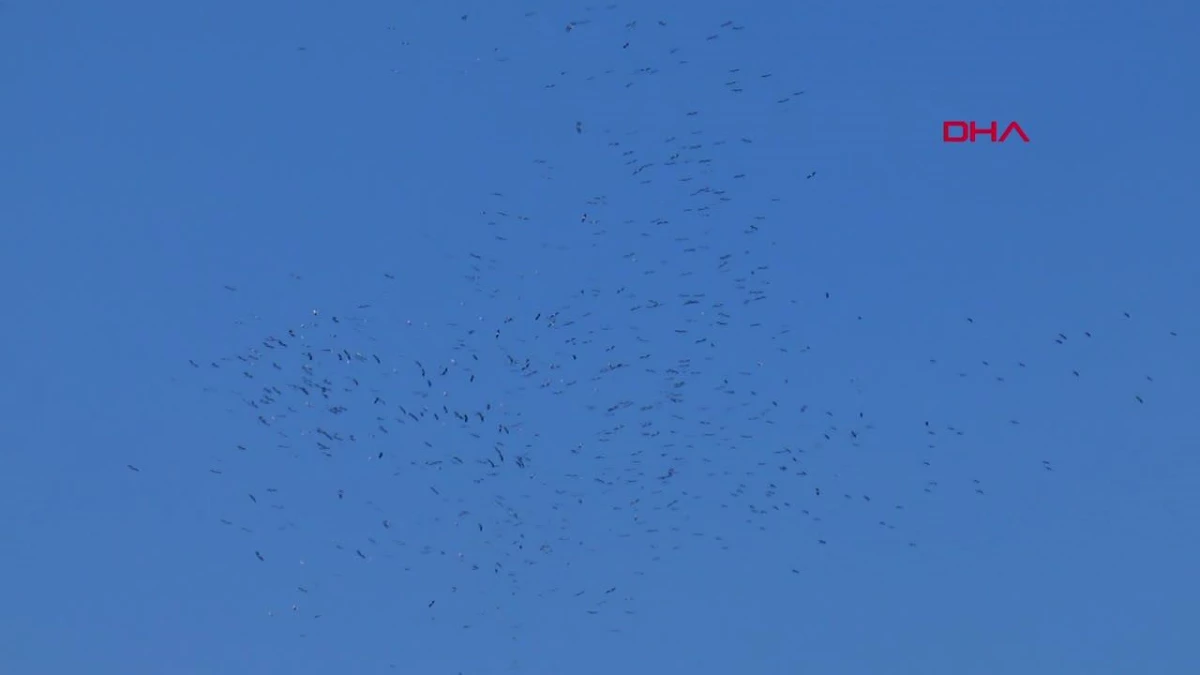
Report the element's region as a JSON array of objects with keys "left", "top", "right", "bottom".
[{"left": 943, "top": 121, "right": 1029, "bottom": 143}]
